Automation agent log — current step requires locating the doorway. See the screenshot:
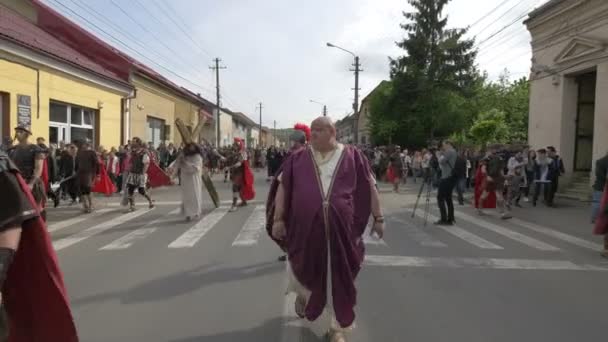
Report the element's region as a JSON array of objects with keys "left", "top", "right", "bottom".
[{"left": 574, "top": 72, "right": 596, "bottom": 171}]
